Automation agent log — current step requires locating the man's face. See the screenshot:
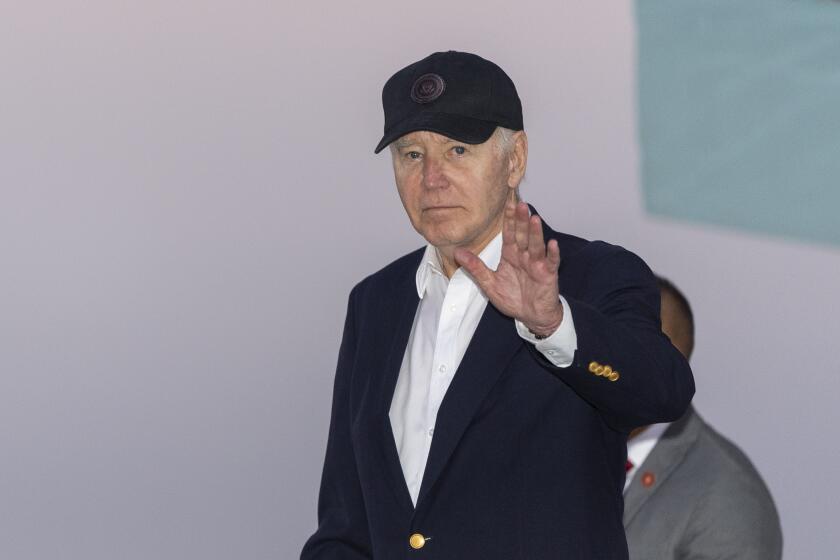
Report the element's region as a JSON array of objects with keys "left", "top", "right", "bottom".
[
  {"left": 660, "top": 292, "right": 693, "bottom": 360},
  {"left": 389, "top": 129, "right": 520, "bottom": 254}
]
